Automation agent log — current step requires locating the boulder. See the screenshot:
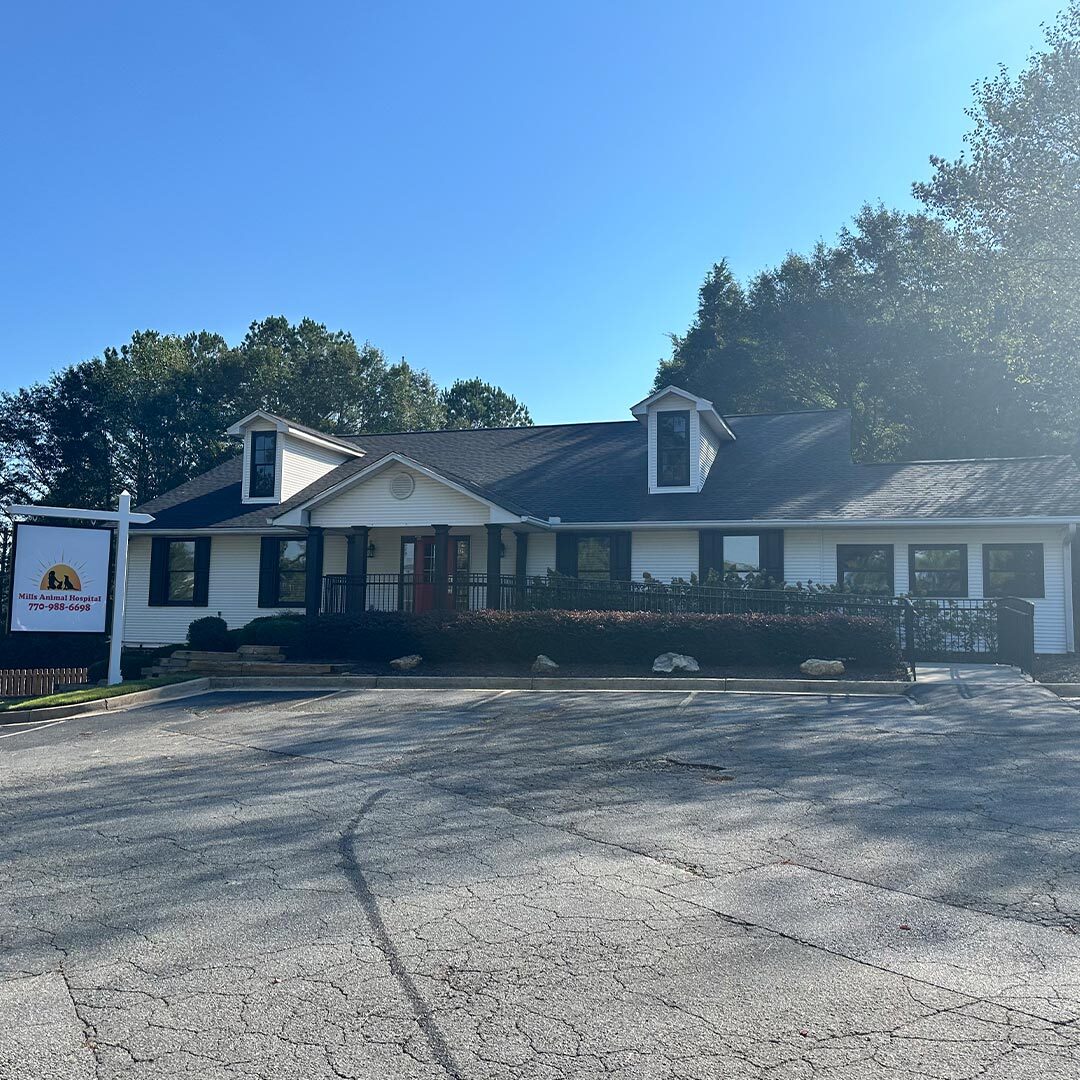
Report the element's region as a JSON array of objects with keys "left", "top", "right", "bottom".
[
  {"left": 532, "top": 654, "right": 559, "bottom": 673},
  {"left": 800, "top": 658, "right": 845, "bottom": 677},
  {"left": 390, "top": 654, "right": 422, "bottom": 672},
  {"left": 652, "top": 652, "right": 700, "bottom": 674}
]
